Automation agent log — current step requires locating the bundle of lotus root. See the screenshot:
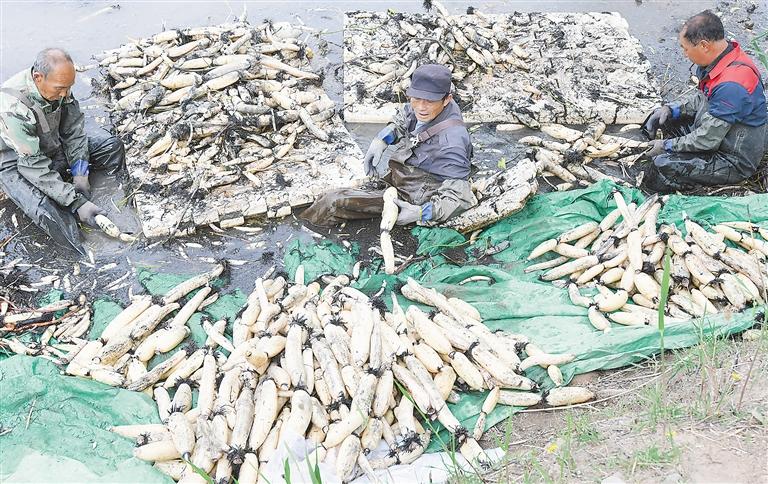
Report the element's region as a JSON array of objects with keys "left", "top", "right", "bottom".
[{"left": 527, "top": 191, "right": 766, "bottom": 330}]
